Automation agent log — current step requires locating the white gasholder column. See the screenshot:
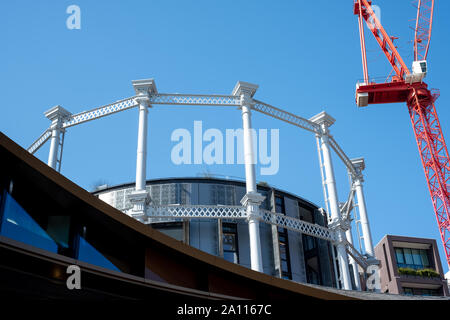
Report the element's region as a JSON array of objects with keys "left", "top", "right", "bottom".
[
  {"left": 351, "top": 158, "right": 374, "bottom": 257},
  {"left": 44, "top": 105, "right": 72, "bottom": 170},
  {"left": 128, "top": 79, "right": 157, "bottom": 222},
  {"left": 345, "top": 227, "right": 362, "bottom": 290},
  {"left": 136, "top": 98, "right": 149, "bottom": 191},
  {"left": 233, "top": 81, "right": 265, "bottom": 273},
  {"left": 310, "top": 111, "right": 353, "bottom": 290}
]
